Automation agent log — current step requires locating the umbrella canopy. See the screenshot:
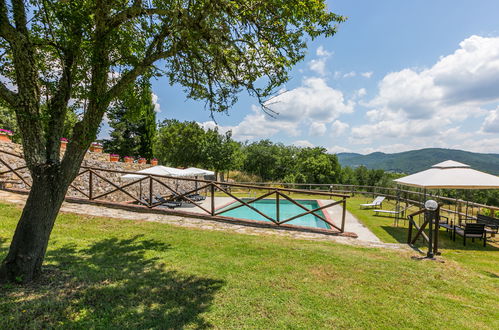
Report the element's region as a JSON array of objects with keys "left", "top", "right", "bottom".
[
  {"left": 122, "top": 166, "right": 191, "bottom": 179},
  {"left": 183, "top": 167, "right": 215, "bottom": 176},
  {"left": 394, "top": 160, "right": 499, "bottom": 189}
]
